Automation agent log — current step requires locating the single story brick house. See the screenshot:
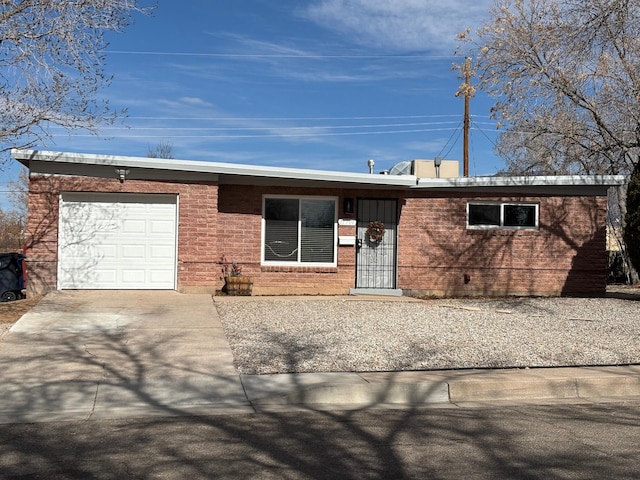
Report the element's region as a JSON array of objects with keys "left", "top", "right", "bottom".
[{"left": 12, "top": 149, "right": 625, "bottom": 297}]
